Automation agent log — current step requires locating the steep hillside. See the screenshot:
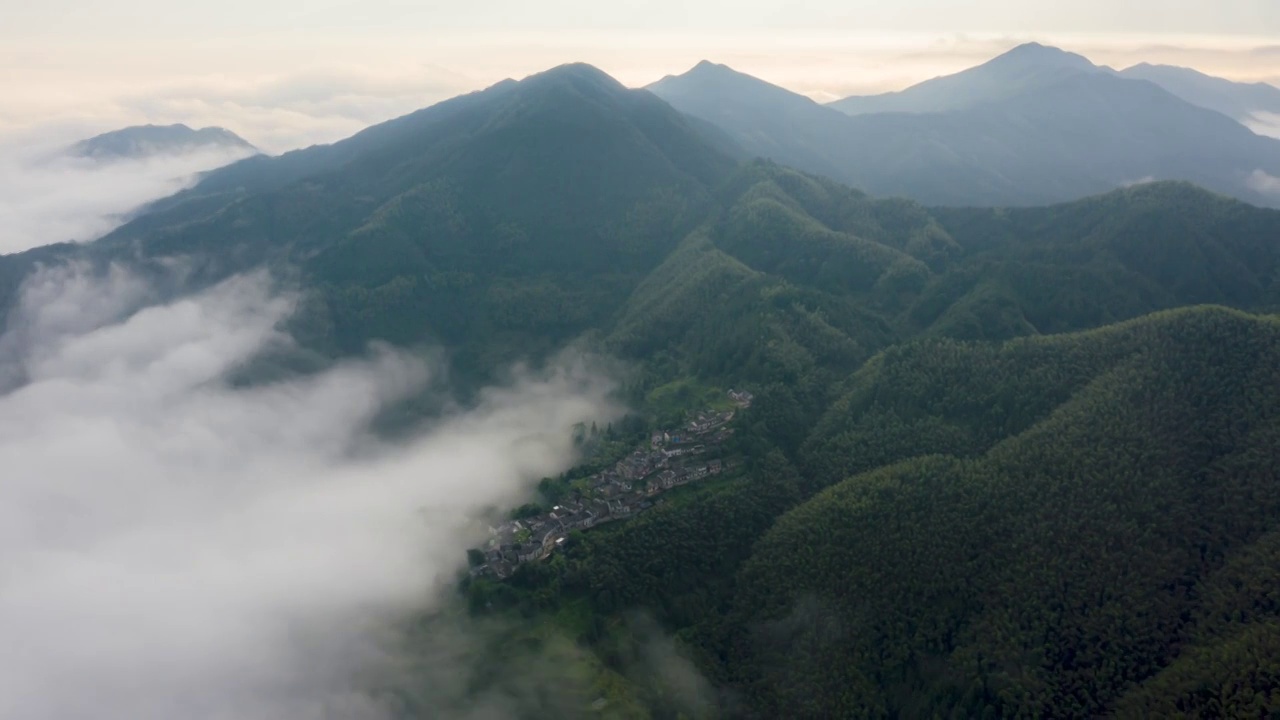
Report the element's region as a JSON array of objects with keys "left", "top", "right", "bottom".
[
  {"left": 920, "top": 181, "right": 1280, "bottom": 339},
  {"left": 731, "top": 307, "right": 1280, "bottom": 718},
  {"left": 477, "top": 167, "right": 1280, "bottom": 717},
  {"left": 1, "top": 64, "right": 741, "bottom": 384},
  {"left": 648, "top": 61, "right": 860, "bottom": 184}
]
